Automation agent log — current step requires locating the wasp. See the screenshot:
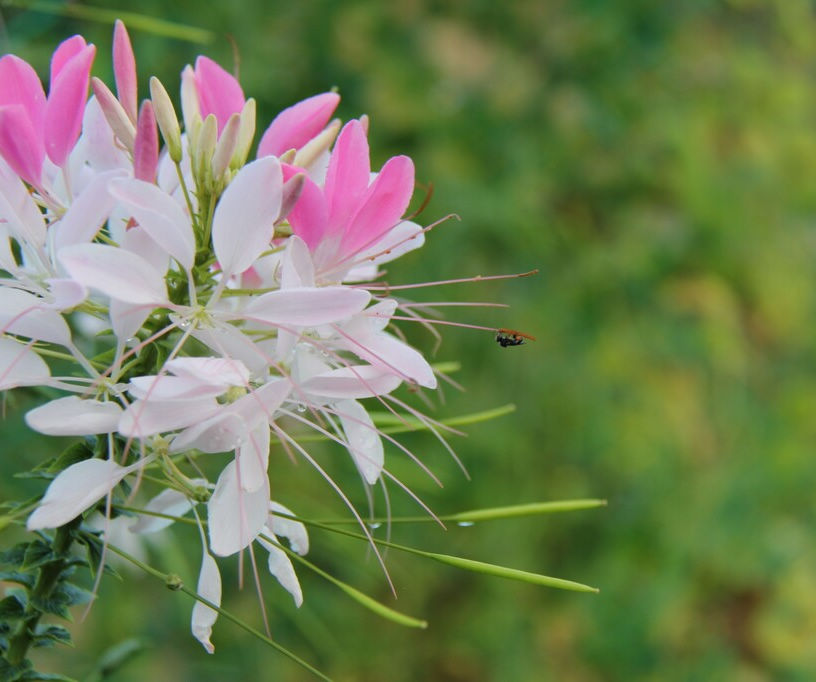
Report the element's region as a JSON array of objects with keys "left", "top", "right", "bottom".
[{"left": 495, "top": 328, "right": 536, "bottom": 348}]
